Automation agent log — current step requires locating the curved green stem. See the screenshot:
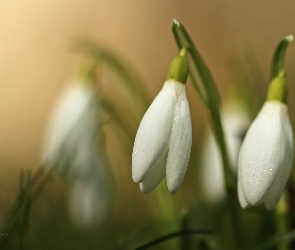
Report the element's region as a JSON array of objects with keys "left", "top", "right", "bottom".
[
  {"left": 172, "top": 19, "right": 238, "bottom": 248},
  {"left": 134, "top": 229, "right": 212, "bottom": 250},
  {"left": 0, "top": 167, "right": 55, "bottom": 248},
  {"left": 274, "top": 193, "right": 289, "bottom": 250},
  {"left": 71, "top": 38, "right": 148, "bottom": 111}
]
